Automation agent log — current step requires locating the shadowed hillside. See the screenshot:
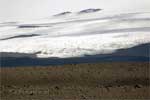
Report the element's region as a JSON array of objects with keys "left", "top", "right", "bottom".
[{"left": 1, "top": 43, "right": 149, "bottom": 67}]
